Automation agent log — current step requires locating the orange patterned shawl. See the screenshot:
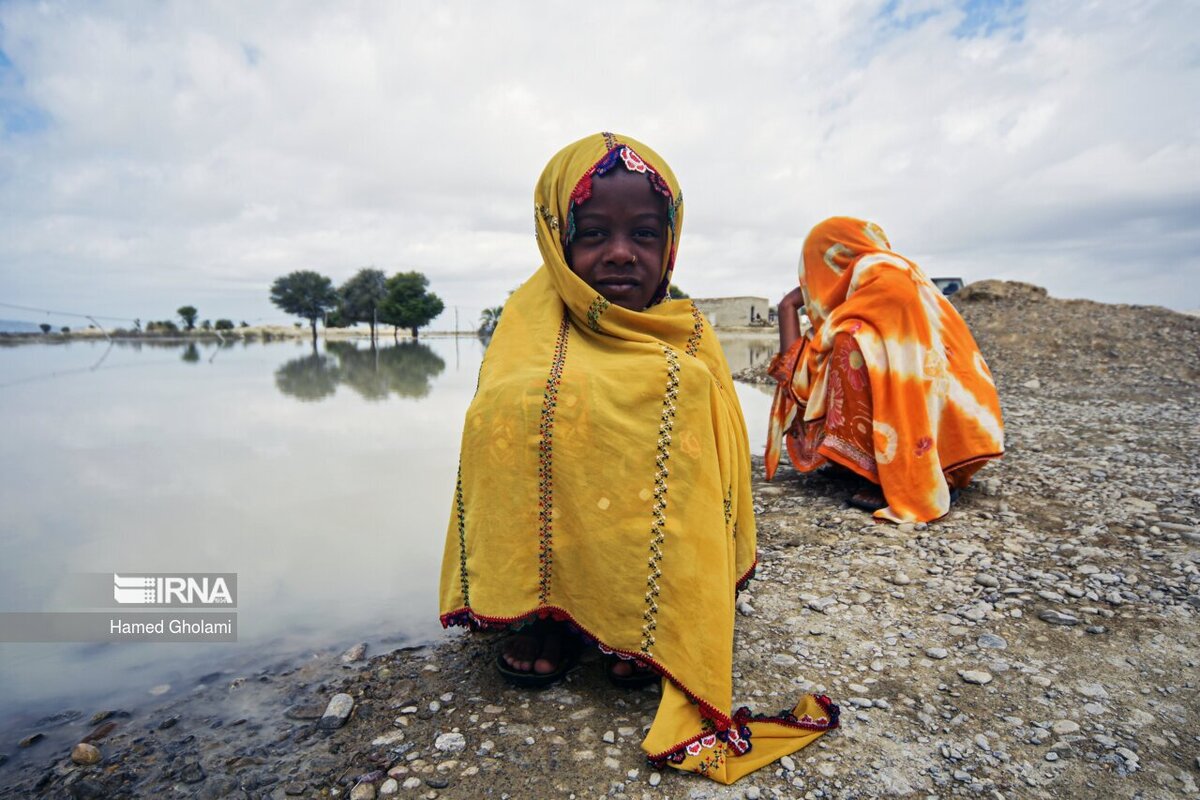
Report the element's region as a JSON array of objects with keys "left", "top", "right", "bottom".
[{"left": 766, "top": 217, "right": 1004, "bottom": 522}]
